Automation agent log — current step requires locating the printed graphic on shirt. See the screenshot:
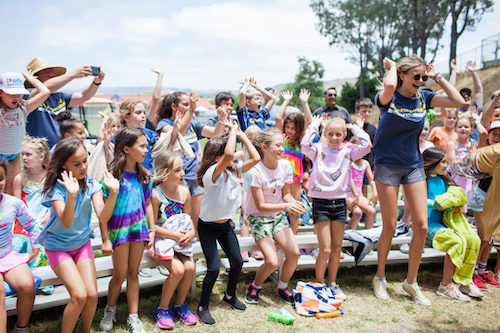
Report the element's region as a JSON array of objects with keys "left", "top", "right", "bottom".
[
  {"left": 330, "top": 170, "right": 341, "bottom": 181},
  {"left": 313, "top": 184, "right": 322, "bottom": 192}
]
